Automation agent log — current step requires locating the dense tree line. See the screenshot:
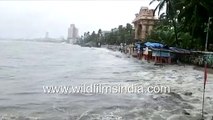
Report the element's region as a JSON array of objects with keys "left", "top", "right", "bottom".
[
  {"left": 78, "top": 0, "right": 213, "bottom": 51},
  {"left": 77, "top": 23, "right": 135, "bottom": 46},
  {"left": 148, "top": 0, "right": 213, "bottom": 51}
]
